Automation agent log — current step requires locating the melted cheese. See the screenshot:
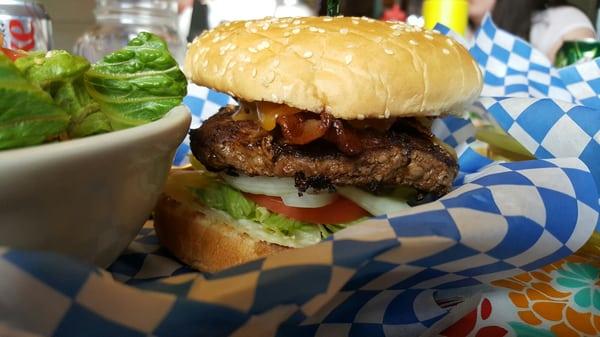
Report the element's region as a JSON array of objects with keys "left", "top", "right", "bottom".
[
  {"left": 232, "top": 103, "right": 257, "bottom": 122},
  {"left": 233, "top": 101, "right": 301, "bottom": 130},
  {"left": 256, "top": 101, "right": 279, "bottom": 131}
]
